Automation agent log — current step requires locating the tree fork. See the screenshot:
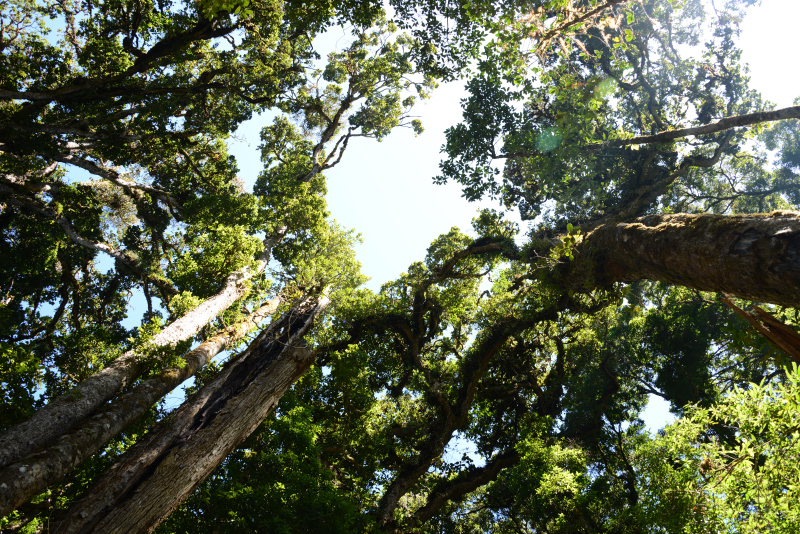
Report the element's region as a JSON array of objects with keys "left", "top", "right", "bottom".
[
  {"left": 51, "top": 294, "right": 329, "bottom": 534},
  {"left": 581, "top": 211, "right": 800, "bottom": 308}
]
